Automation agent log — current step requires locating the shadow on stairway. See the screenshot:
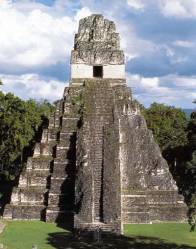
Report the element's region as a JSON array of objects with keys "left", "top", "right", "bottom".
[
  {"left": 53, "top": 133, "right": 77, "bottom": 232},
  {"left": 0, "top": 176, "right": 16, "bottom": 216}
]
